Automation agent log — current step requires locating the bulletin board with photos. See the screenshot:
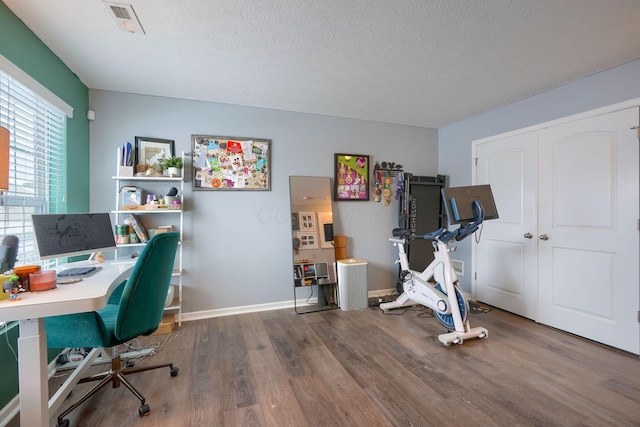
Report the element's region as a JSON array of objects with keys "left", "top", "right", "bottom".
[{"left": 192, "top": 135, "right": 271, "bottom": 191}]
